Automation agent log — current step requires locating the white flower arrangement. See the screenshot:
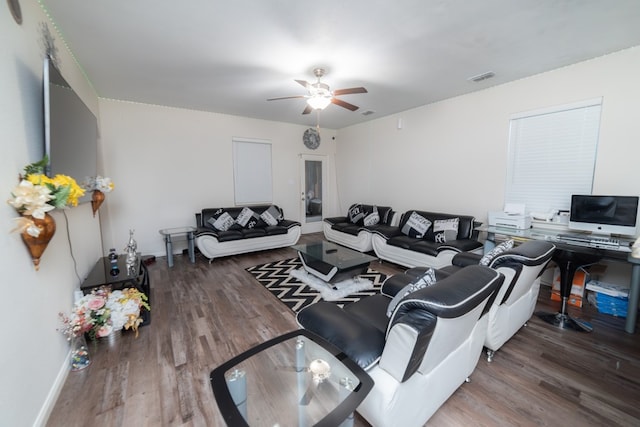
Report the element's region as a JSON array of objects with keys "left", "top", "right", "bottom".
[{"left": 81, "top": 175, "right": 115, "bottom": 193}]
